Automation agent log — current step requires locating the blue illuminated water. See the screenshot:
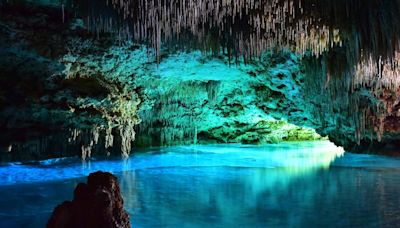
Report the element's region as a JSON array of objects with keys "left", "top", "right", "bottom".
[{"left": 0, "top": 141, "right": 400, "bottom": 227}]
